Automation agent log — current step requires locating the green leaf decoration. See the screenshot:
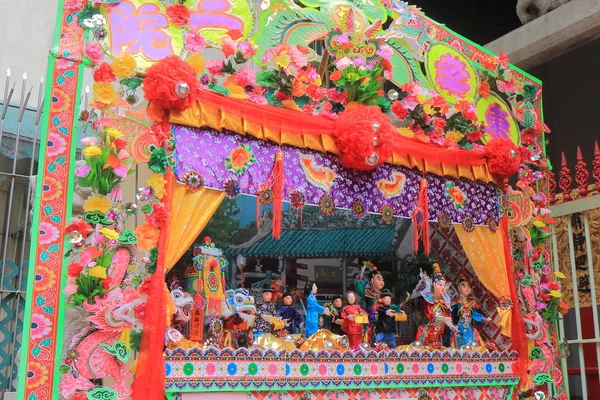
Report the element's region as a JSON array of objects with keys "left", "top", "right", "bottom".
[
  {"left": 523, "top": 83, "right": 537, "bottom": 101},
  {"left": 120, "top": 77, "right": 143, "bottom": 90},
  {"left": 83, "top": 211, "right": 114, "bottom": 226},
  {"left": 256, "top": 71, "right": 276, "bottom": 87},
  {"left": 529, "top": 346, "right": 544, "bottom": 359},
  {"left": 77, "top": 5, "right": 100, "bottom": 29},
  {"left": 533, "top": 373, "right": 553, "bottom": 385},
  {"left": 86, "top": 387, "right": 118, "bottom": 400},
  {"left": 35, "top": 295, "right": 45, "bottom": 306},
  {"left": 118, "top": 230, "right": 137, "bottom": 245},
  {"left": 148, "top": 148, "right": 168, "bottom": 174},
  {"left": 129, "top": 330, "right": 142, "bottom": 352},
  {"left": 100, "top": 340, "right": 130, "bottom": 362},
  {"left": 520, "top": 274, "right": 533, "bottom": 287}
]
